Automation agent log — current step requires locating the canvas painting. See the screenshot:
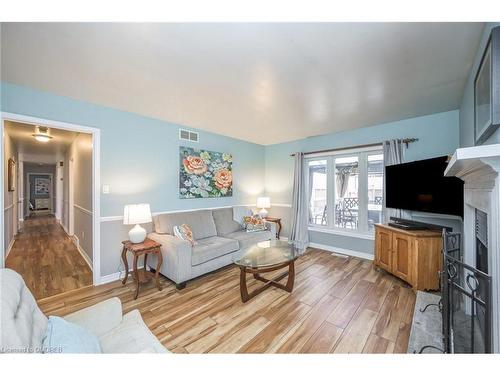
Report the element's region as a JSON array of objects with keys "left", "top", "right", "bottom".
[
  {"left": 179, "top": 146, "right": 233, "bottom": 199},
  {"left": 34, "top": 178, "right": 50, "bottom": 195}
]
